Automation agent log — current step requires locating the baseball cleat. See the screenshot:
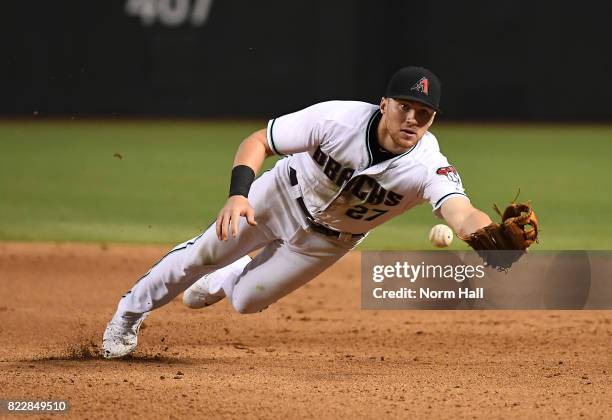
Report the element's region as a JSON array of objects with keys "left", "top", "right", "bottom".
[
  {"left": 102, "top": 312, "right": 148, "bottom": 359},
  {"left": 182, "top": 274, "right": 226, "bottom": 309}
]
